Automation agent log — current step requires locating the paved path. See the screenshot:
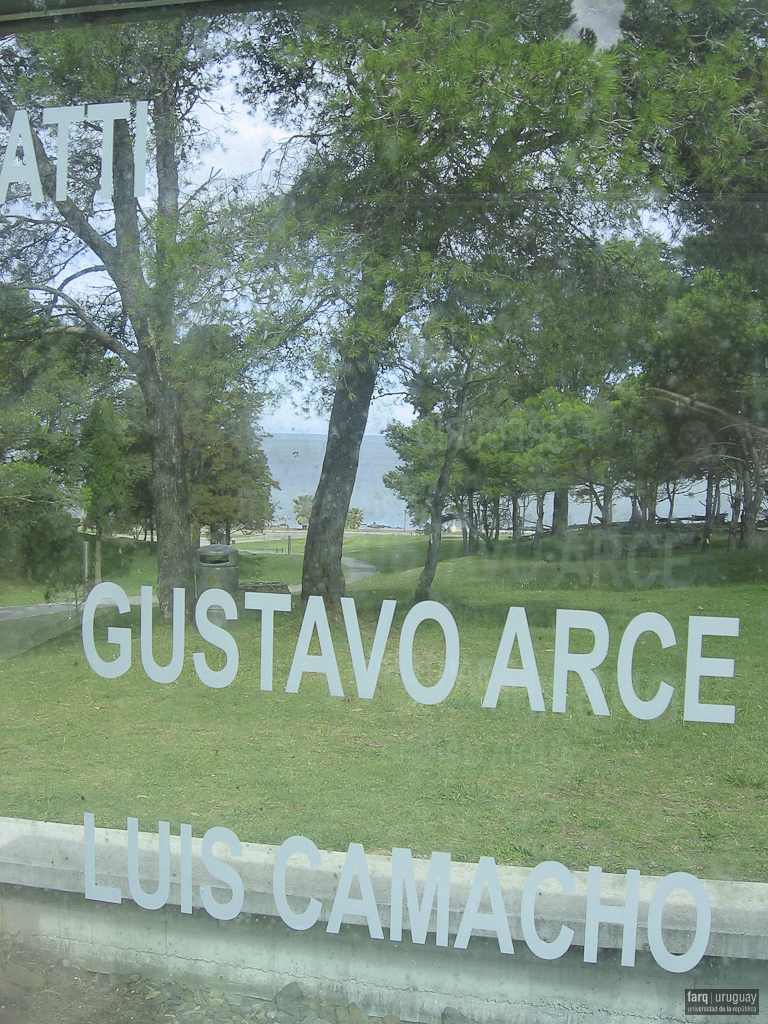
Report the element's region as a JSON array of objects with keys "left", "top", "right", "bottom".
[
  {"left": 341, "top": 556, "right": 376, "bottom": 584},
  {"left": 242, "top": 552, "right": 375, "bottom": 580},
  {"left": 286, "top": 558, "right": 376, "bottom": 595},
  {"left": 0, "top": 561, "right": 375, "bottom": 626},
  {"left": 0, "top": 593, "right": 152, "bottom": 622},
  {"left": 0, "top": 601, "right": 79, "bottom": 622},
  {"left": 0, "top": 594, "right": 157, "bottom": 660}
]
